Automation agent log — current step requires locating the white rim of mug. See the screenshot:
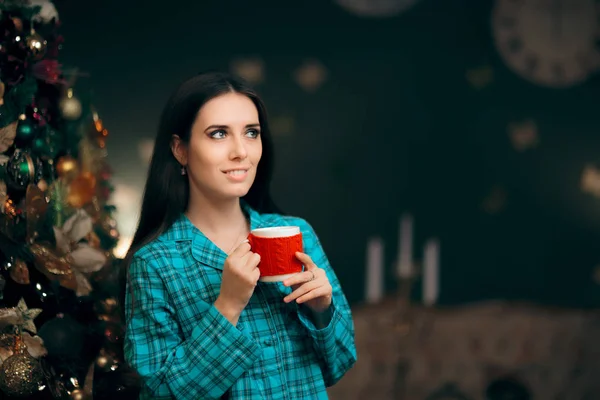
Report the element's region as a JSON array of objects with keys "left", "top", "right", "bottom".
[{"left": 250, "top": 226, "right": 300, "bottom": 238}]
